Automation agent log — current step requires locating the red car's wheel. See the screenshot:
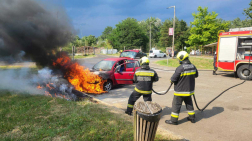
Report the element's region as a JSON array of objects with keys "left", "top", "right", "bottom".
[{"left": 103, "top": 80, "right": 112, "bottom": 91}]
